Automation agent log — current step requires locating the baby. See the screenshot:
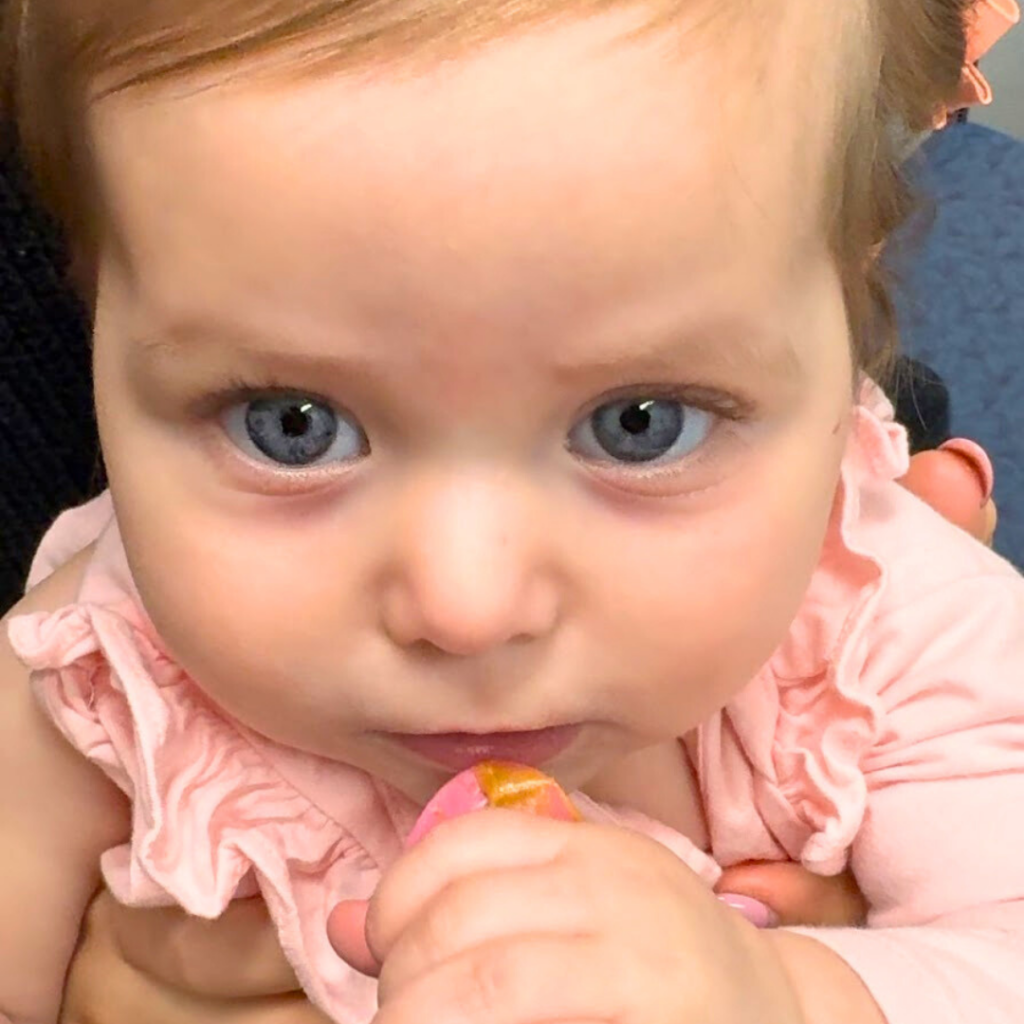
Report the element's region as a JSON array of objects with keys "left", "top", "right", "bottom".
[{"left": 2, "top": 0, "right": 1023, "bottom": 1022}]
